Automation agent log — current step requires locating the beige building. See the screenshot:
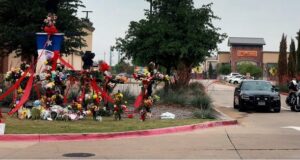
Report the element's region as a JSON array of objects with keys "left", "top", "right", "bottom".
[
  {"left": 61, "top": 20, "right": 95, "bottom": 71},
  {"left": 203, "top": 37, "right": 288, "bottom": 79},
  {"left": 0, "top": 19, "right": 95, "bottom": 73}
]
